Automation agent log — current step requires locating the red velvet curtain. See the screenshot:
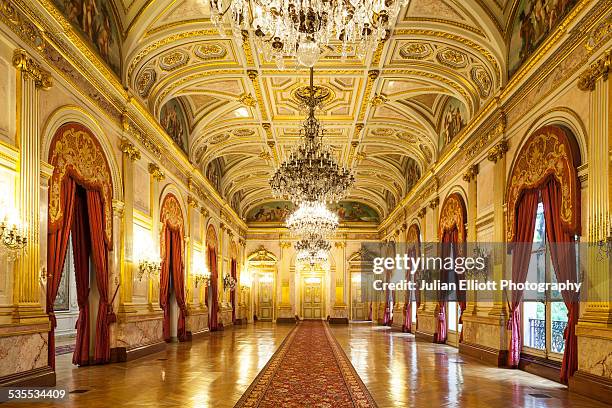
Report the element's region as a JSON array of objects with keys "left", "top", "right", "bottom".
[
  {"left": 436, "top": 229, "right": 457, "bottom": 343},
  {"left": 170, "top": 228, "right": 188, "bottom": 342},
  {"left": 71, "top": 192, "right": 90, "bottom": 366},
  {"left": 230, "top": 259, "right": 237, "bottom": 323},
  {"left": 541, "top": 179, "right": 579, "bottom": 383},
  {"left": 46, "top": 177, "right": 77, "bottom": 369},
  {"left": 86, "top": 190, "right": 115, "bottom": 364},
  {"left": 208, "top": 247, "right": 219, "bottom": 331},
  {"left": 507, "top": 189, "right": 539, "bottom": 367},
  {"left": 160, "top": 226, "right": 172, "bottom": 341}
]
